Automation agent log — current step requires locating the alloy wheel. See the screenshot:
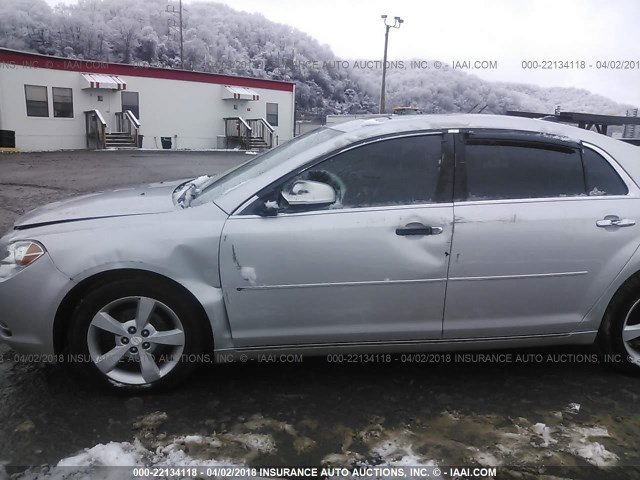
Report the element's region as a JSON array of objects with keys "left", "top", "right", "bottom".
[{"left": 86, "top": 296, "right": 185, "bottom": 385}]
